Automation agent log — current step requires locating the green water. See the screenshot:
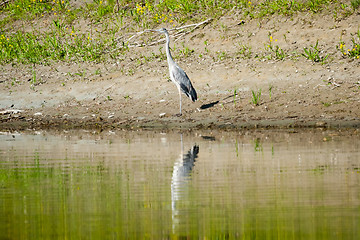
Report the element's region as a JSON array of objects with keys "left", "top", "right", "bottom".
[{"left": 0, "top": 129, "right": 359, "bottom": 239}]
